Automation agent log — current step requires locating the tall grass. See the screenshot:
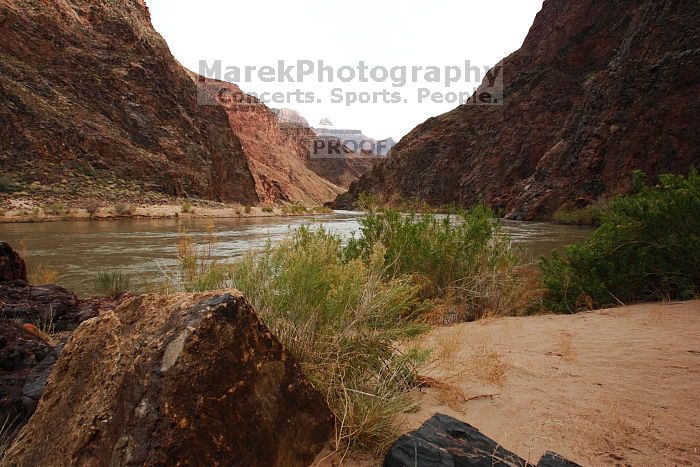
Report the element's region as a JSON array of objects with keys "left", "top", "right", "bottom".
[
  {"left": 552, "top": 200, "right": 607, "bottom": 225},
  {"left": 171, "top": 226, "right": 229, "bottom": 292},
  {"left": 94, "top": 271, "right": 131, "bottom": 298},
  {"left": 229, "top": 228, "right": 429, "bottom": 454},
  {"left": 345, "top": 206, "right": 534, "bottom": 320}
]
